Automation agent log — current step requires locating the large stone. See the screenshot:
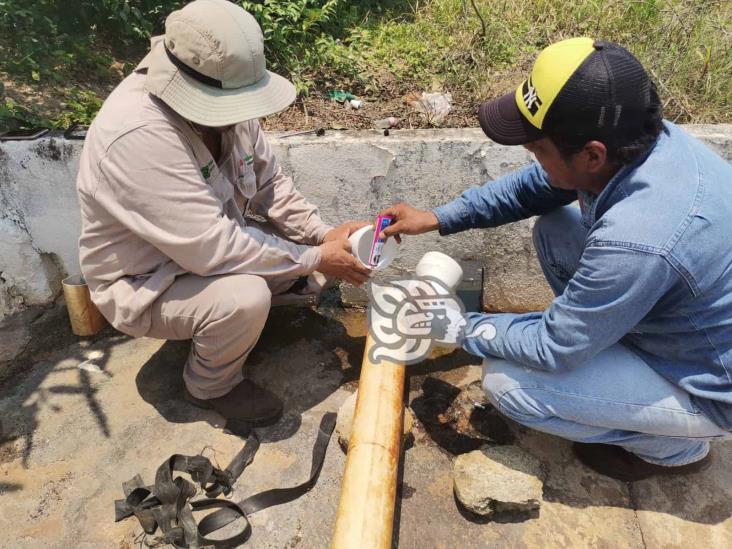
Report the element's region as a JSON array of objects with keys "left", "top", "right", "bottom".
[
  {"left": 335, "top": 390, "right": 415, "bottom": 452},
  {"left": 453, "top": 445, "right": 544, "bottom": 517}
]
